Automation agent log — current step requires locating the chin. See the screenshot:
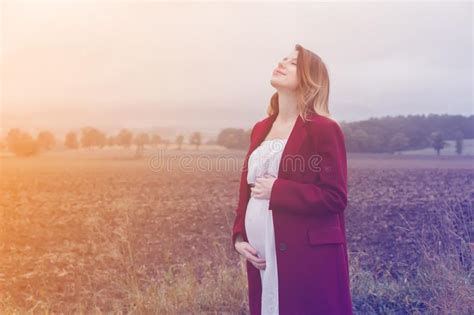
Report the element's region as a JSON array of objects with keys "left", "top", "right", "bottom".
[
  {"left": 270, "top": 79, "right": 288, "bottom": 89},
  {"left": 270, "top": 76, "right": 282, "bottom": 85}
]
